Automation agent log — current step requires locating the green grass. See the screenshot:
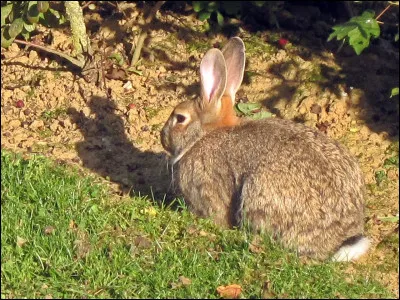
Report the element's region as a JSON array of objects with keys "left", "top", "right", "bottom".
[{"left": 1, "top": 150, "right": 395, "bottom": 298}]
